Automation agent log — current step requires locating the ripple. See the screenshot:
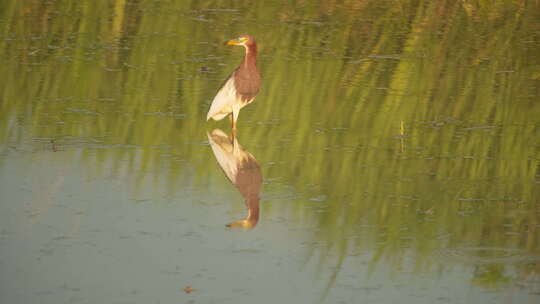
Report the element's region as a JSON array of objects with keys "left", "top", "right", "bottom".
[{"left": 436, "top": 246, "right": 540, "bottom": 265}]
